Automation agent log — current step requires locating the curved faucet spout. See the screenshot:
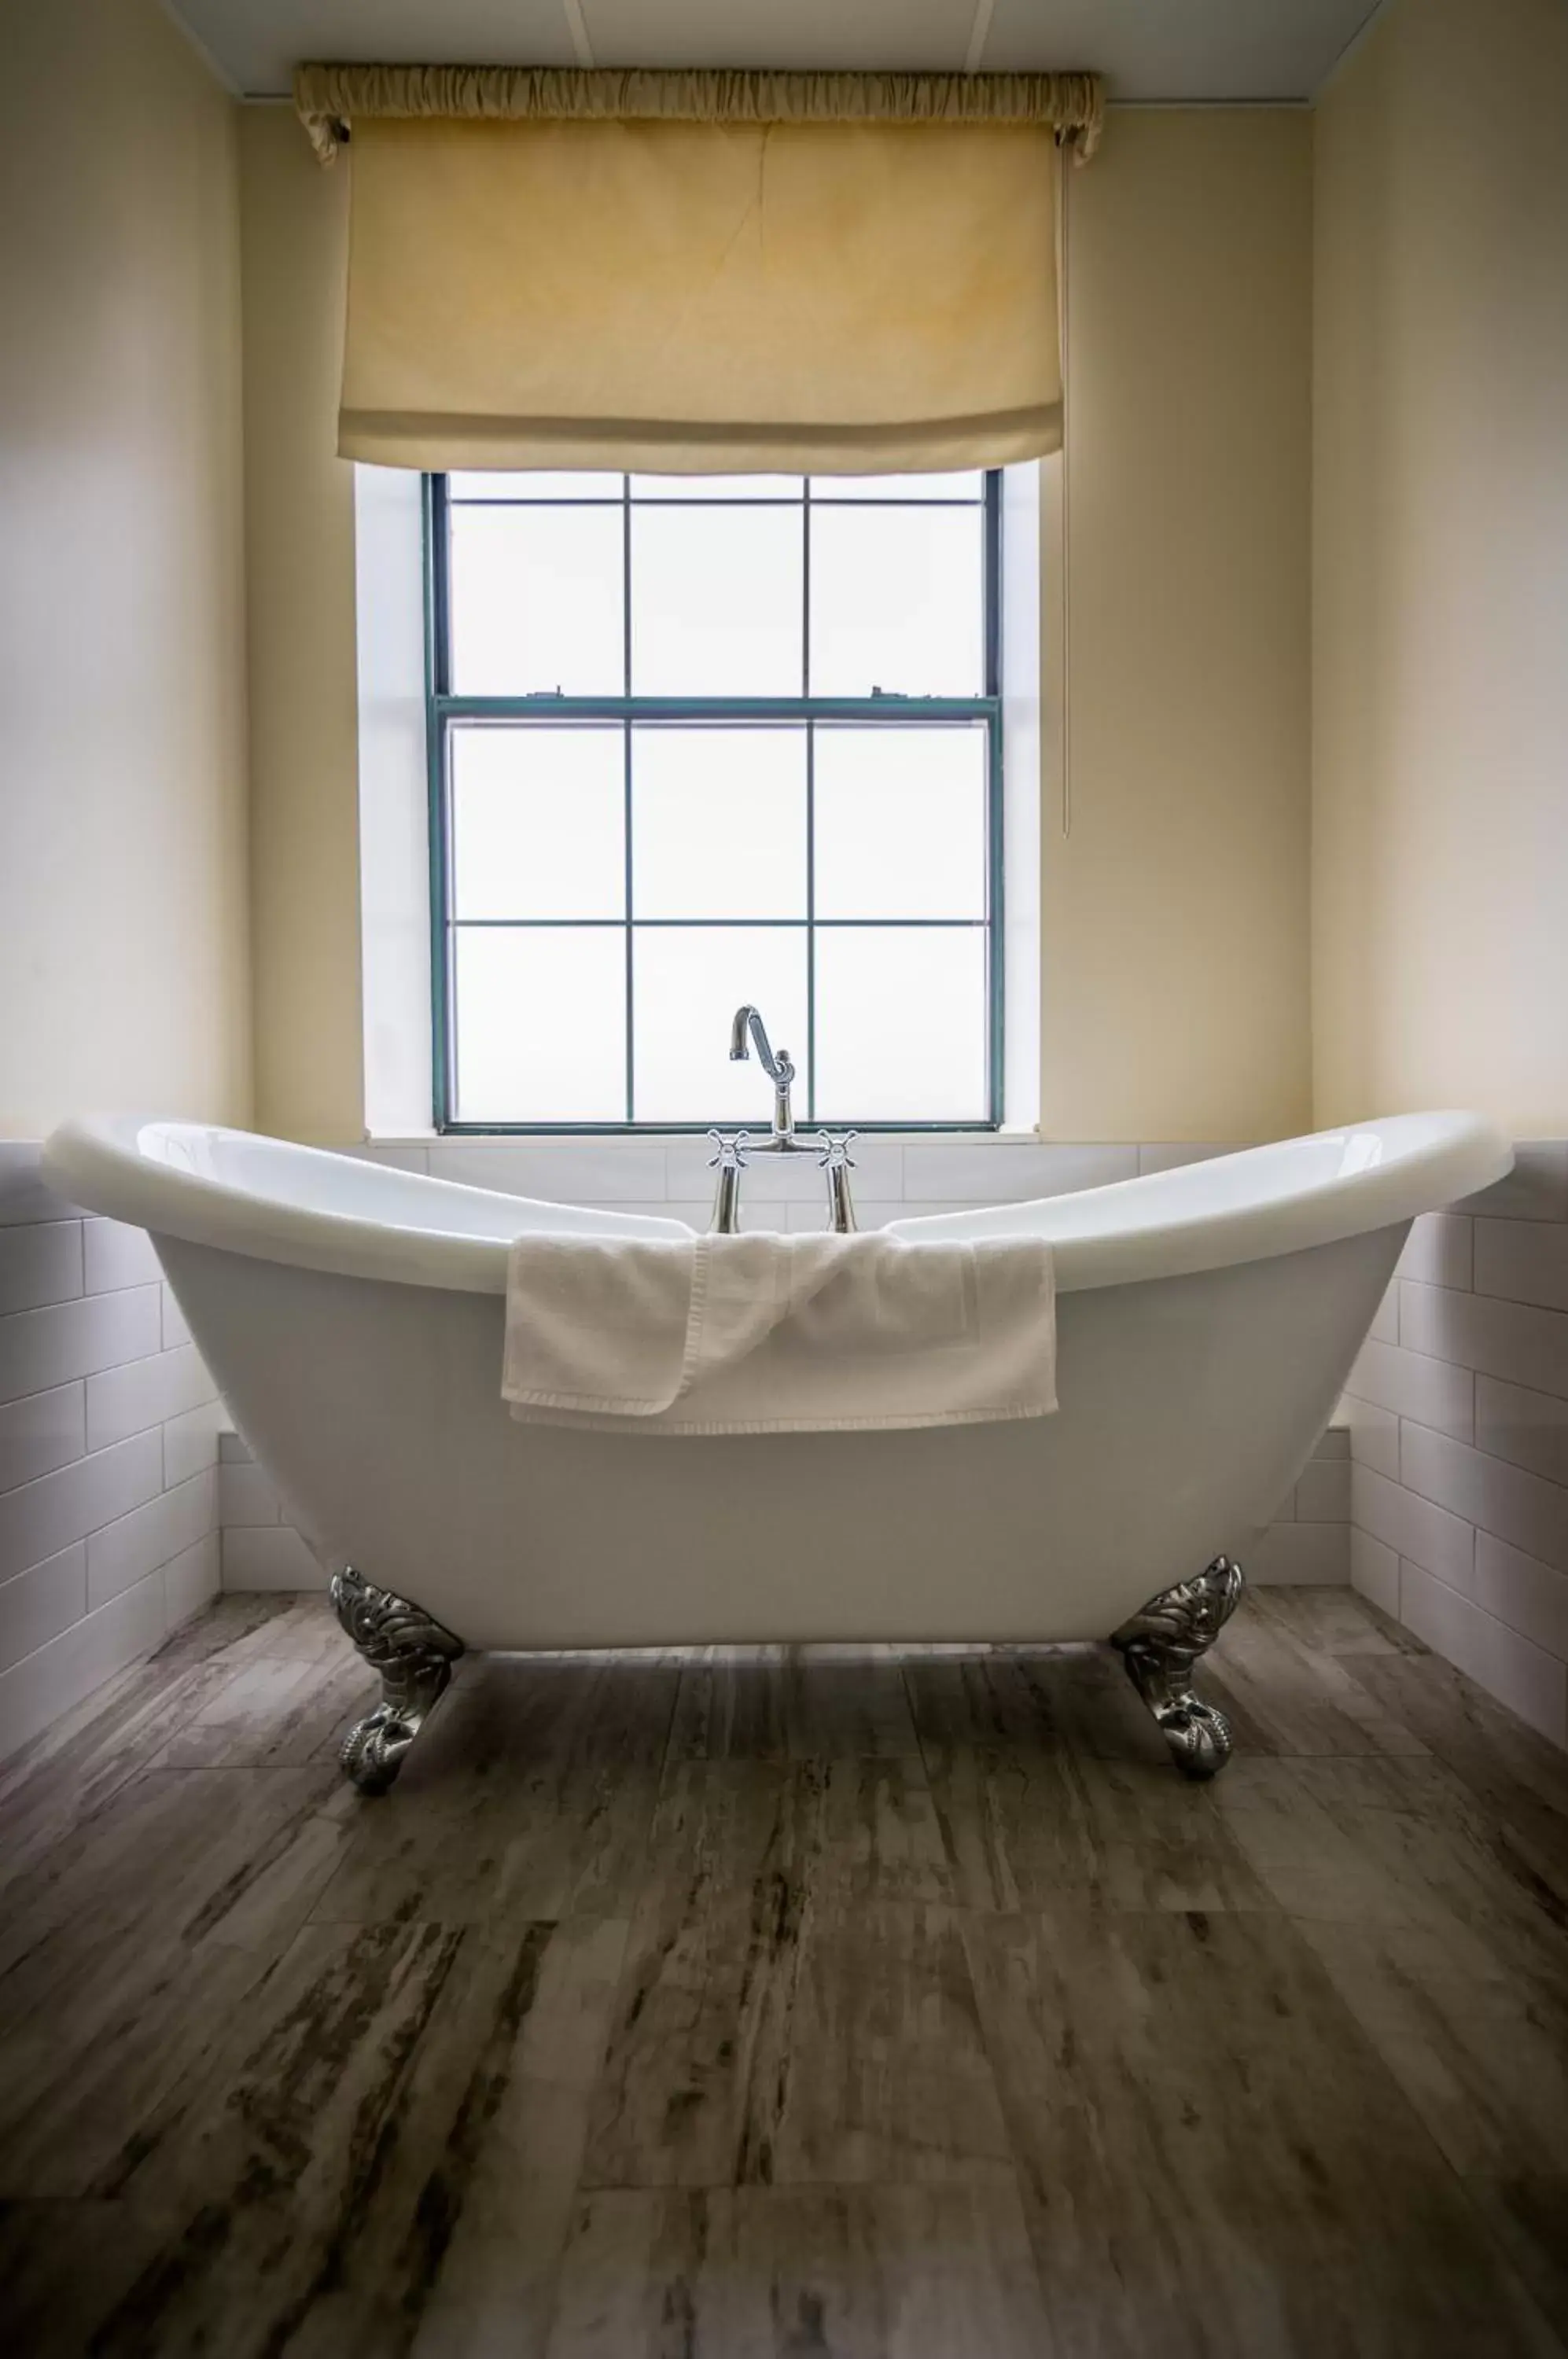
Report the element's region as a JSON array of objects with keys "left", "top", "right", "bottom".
[
  {"left": 728, "top": 1004, "right": 797, "bottom": 1146},
  {"left": 729, "top": 1003, "right": 795, "bottom": 1088}
]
